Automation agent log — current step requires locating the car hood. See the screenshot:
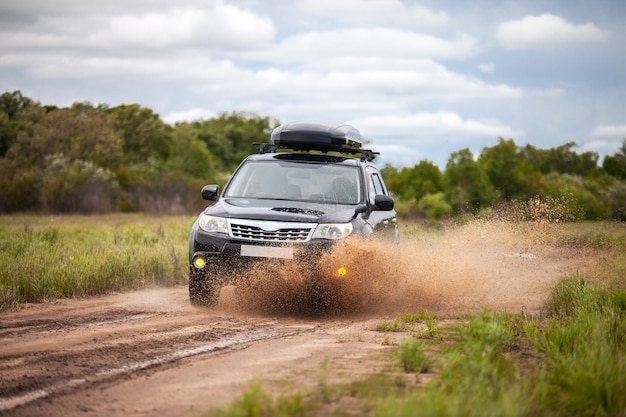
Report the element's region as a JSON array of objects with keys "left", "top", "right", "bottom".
[{"left": 204, "top": 198, "right": 358, "bottom": 224}]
